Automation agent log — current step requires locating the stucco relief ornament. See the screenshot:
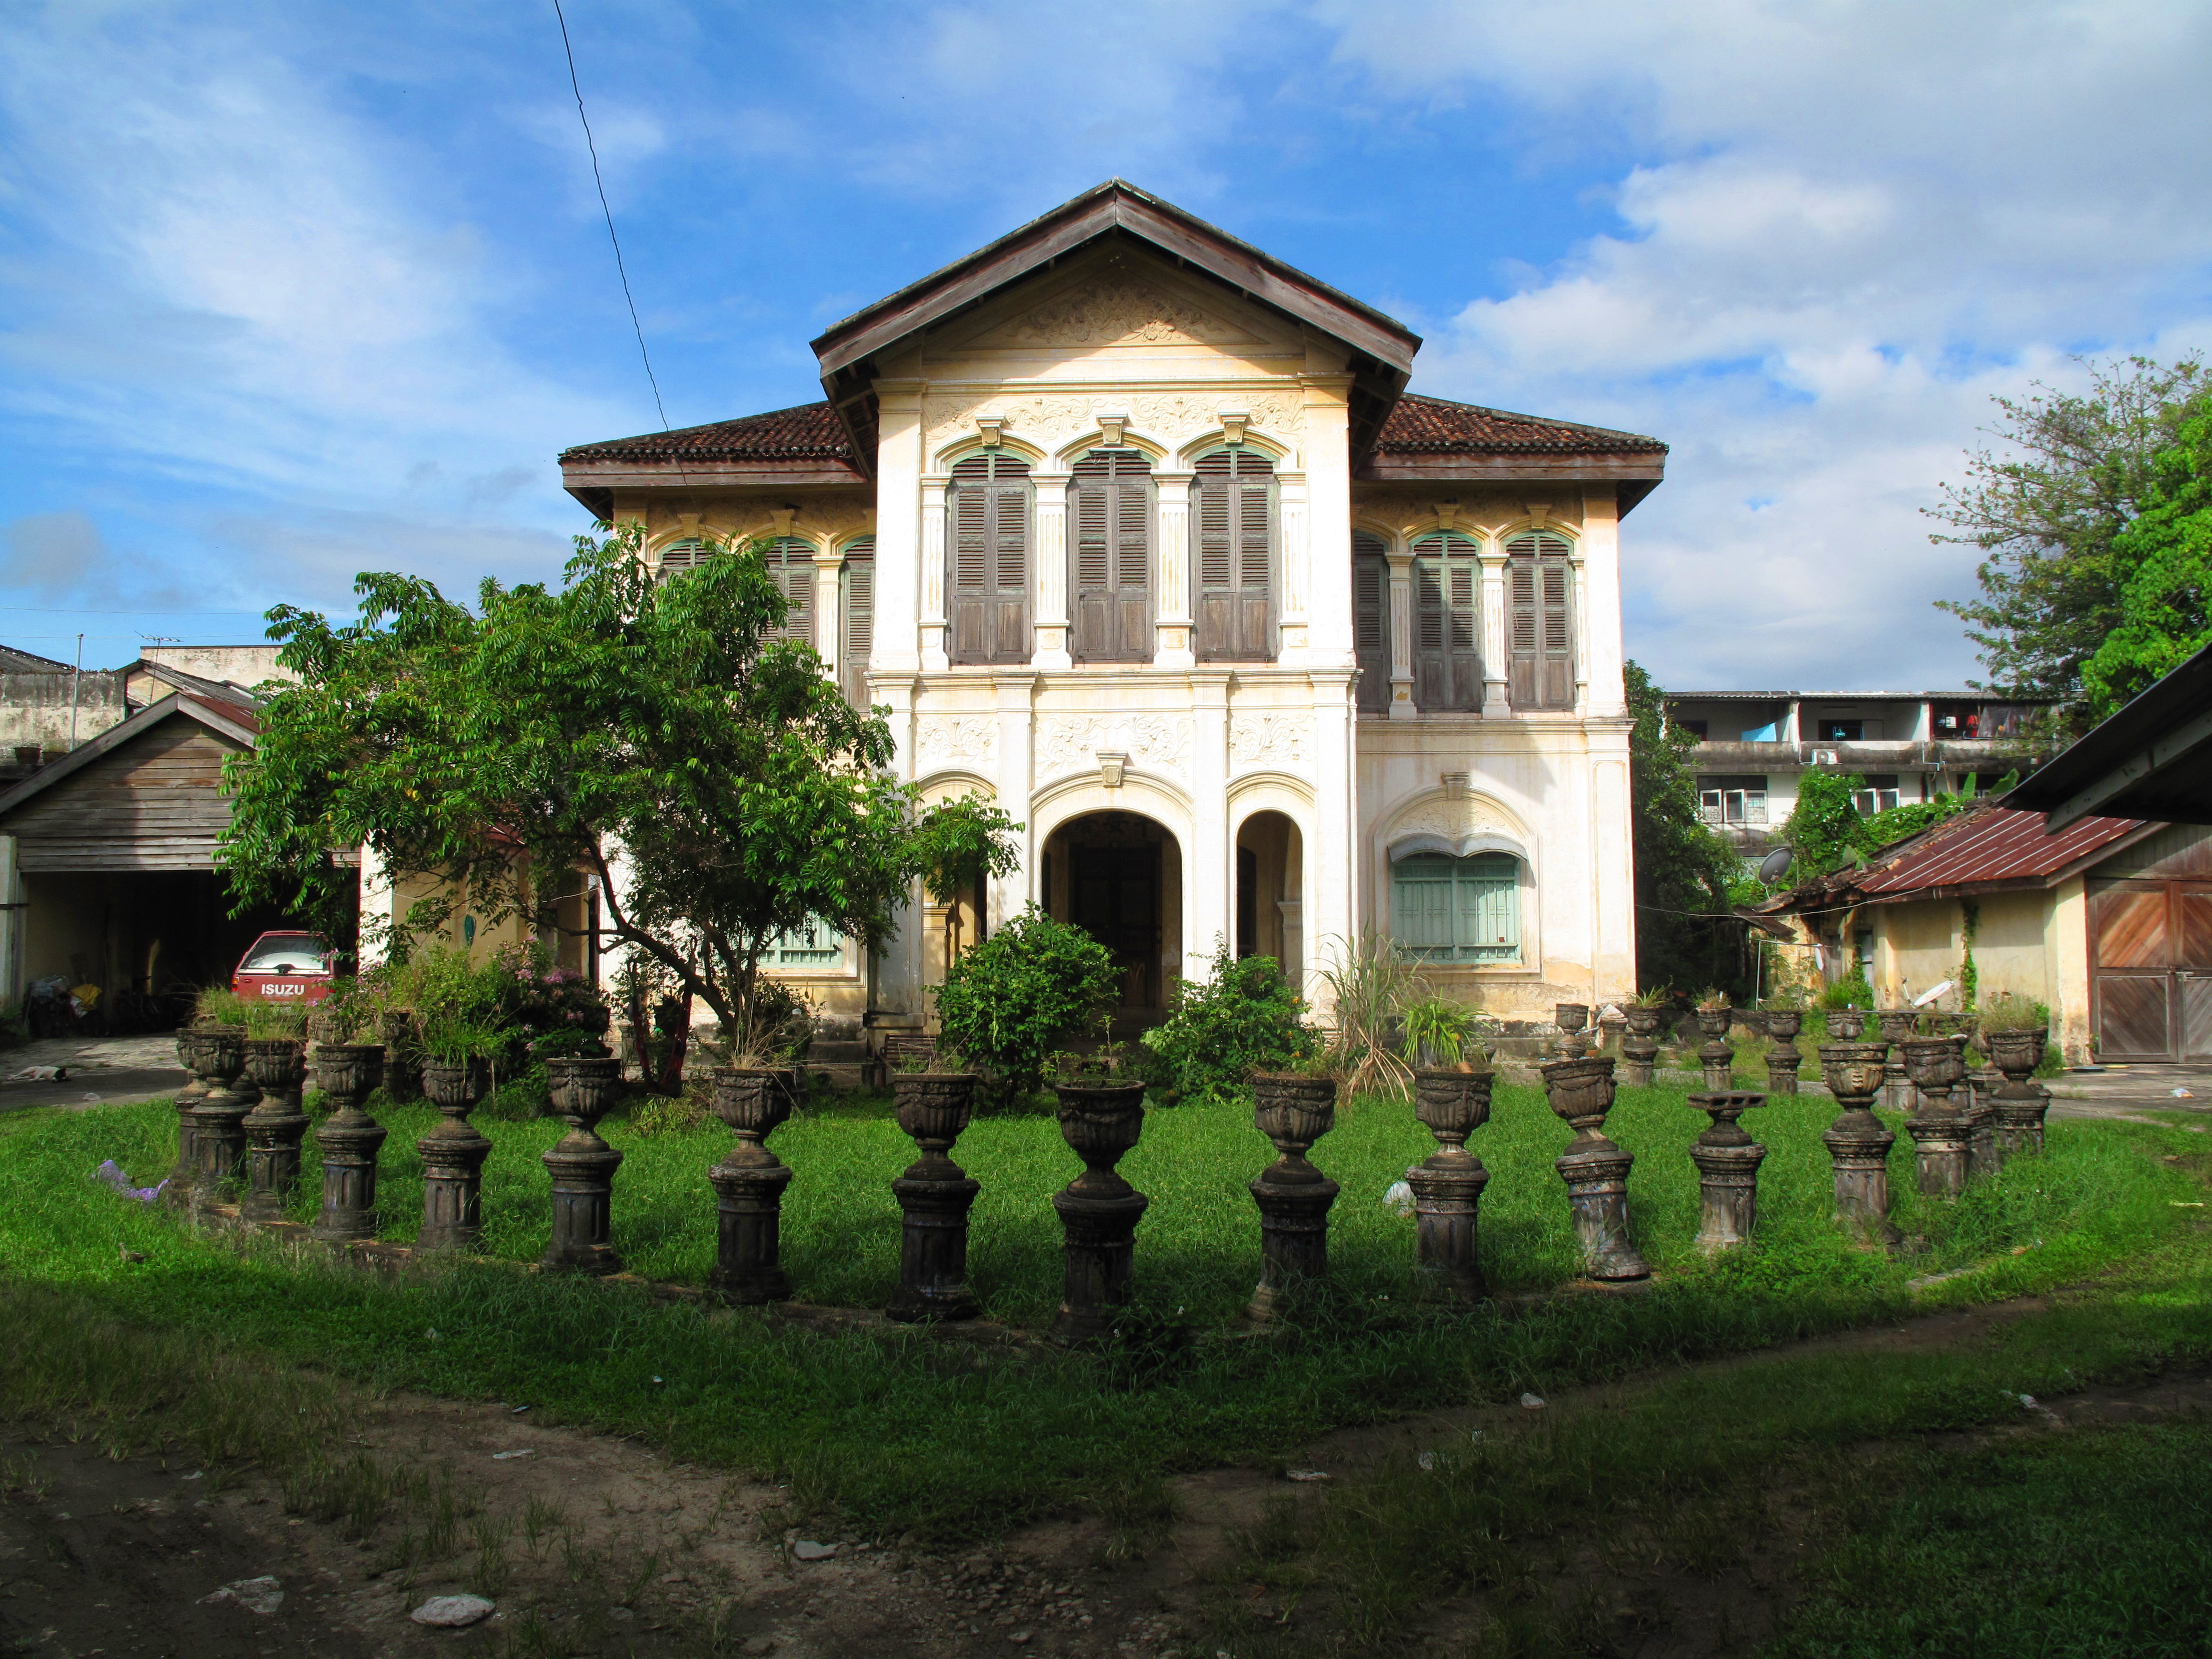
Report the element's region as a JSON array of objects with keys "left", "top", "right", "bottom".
[
  {"left": 1036, "top": 715, "right": 1192, "bottom": 779},
  {"left": 922, "top": 391, "right": 1308, "bottom": 459},
  {"left": 1228, "top": 713, "right": 1312, "bottom": 768},
  {"left": 1005, "top": 279, "right": 1251, "bottom": 347},
  {"left": 915, "top": 716, "right": 998, "bottom": 769},
  {"left": 1392, "top": 795, "right": 1521, "bottom": 854}
]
